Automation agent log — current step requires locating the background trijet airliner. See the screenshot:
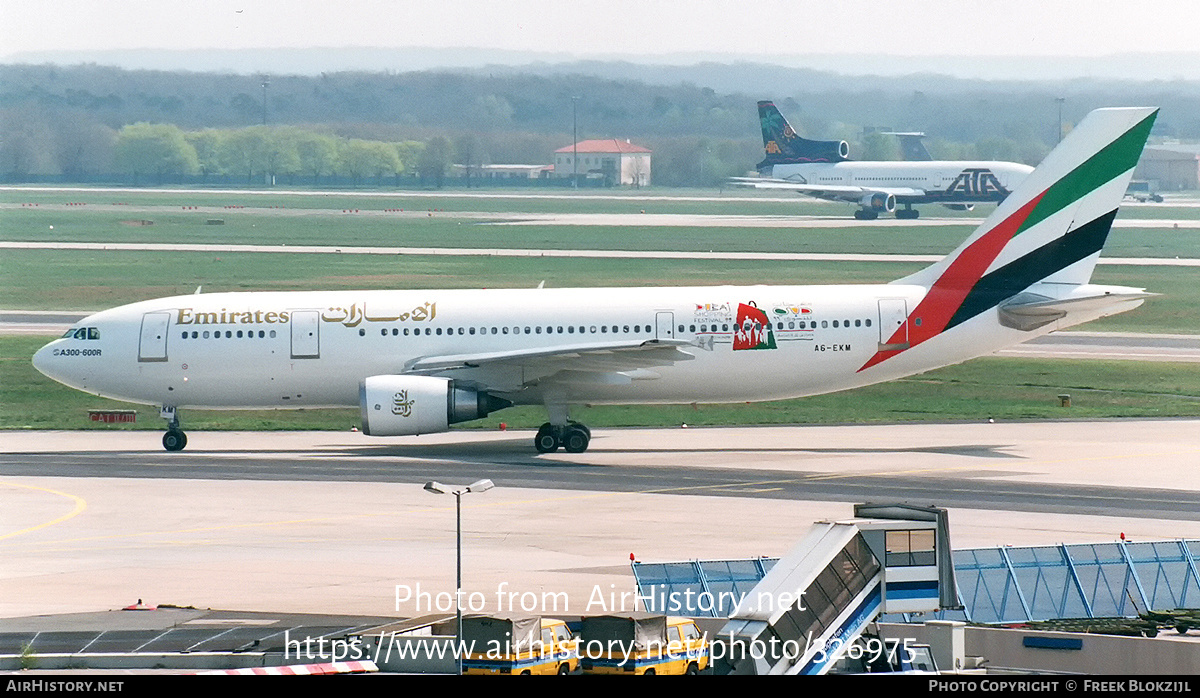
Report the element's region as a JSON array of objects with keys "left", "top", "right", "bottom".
[
  {"left": 736, "top": 101, "right": 1035, "bottom": 220},
  {"left": 34, "top": 107, "right": 1157, "bottom": 454}
]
